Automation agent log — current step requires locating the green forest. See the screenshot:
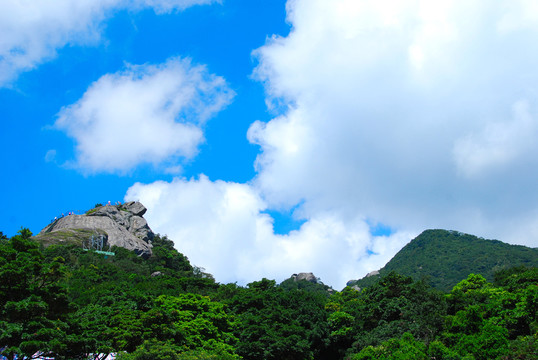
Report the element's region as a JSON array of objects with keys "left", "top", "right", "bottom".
[
  {"left": 351, "top": 230, "right": 538, "bottom": 292},
  {"left": 1, "top": 228, "right": 537, "bottom": 359}
]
